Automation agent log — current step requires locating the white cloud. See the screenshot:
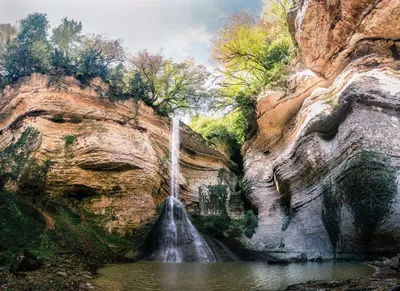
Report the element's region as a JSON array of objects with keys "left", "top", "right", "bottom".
[{"left": 163, "top": 26, "right": 212, "bottom": 61}]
